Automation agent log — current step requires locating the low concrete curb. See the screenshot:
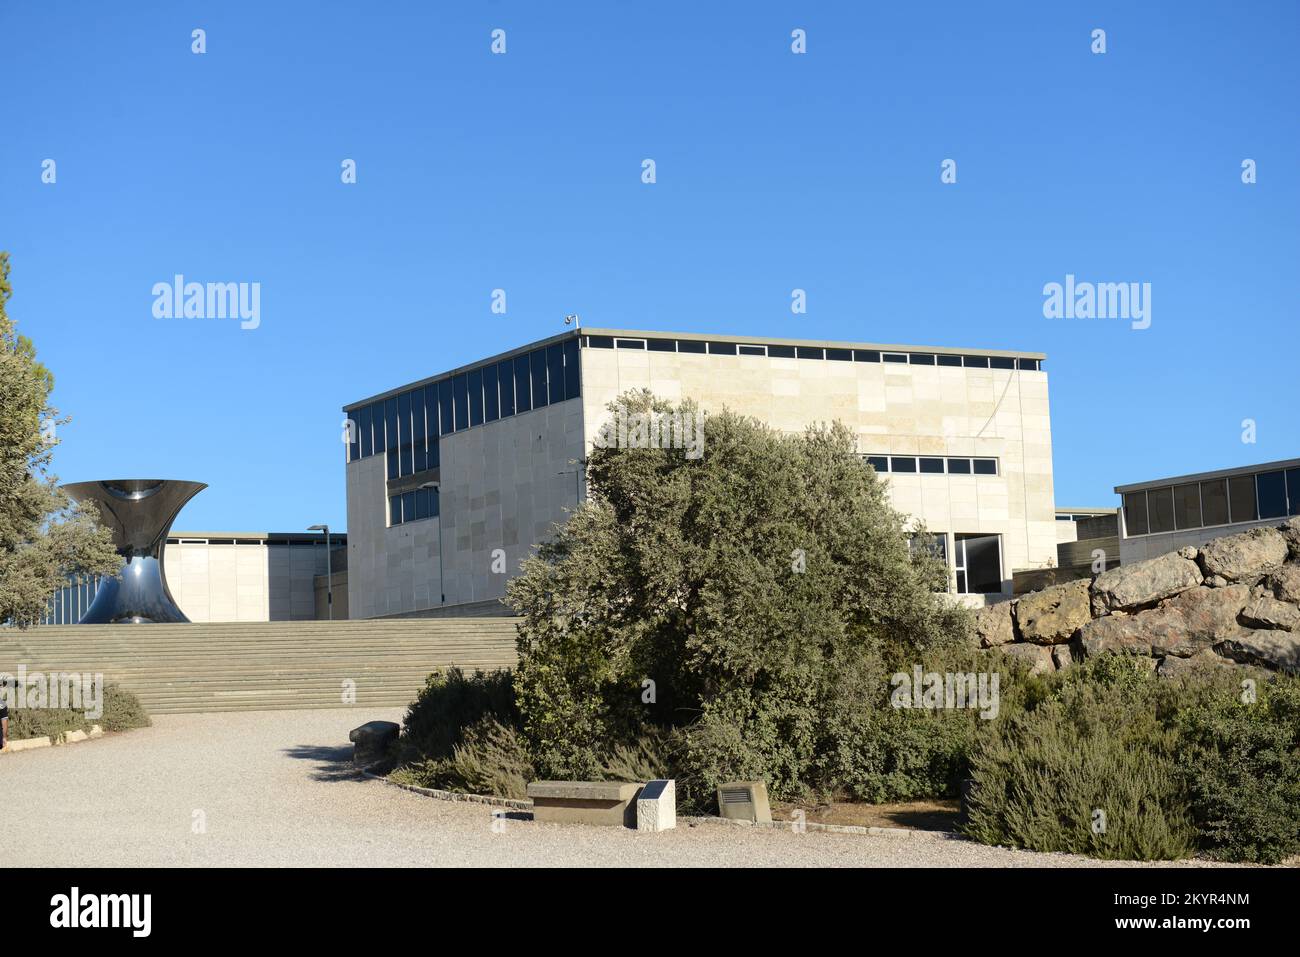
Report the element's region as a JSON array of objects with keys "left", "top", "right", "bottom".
[
  {"left": 361, "top": 773, "right": 964, "bottom": 841},
  {"left": 0, "top": 724, "right": 104, "bottom": 756},
  {"left": 362, "top": 771, "right": 534, "bottom": 811},
  {"left": 680, "top": 814, "right": 965, "bottom": 841}
]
